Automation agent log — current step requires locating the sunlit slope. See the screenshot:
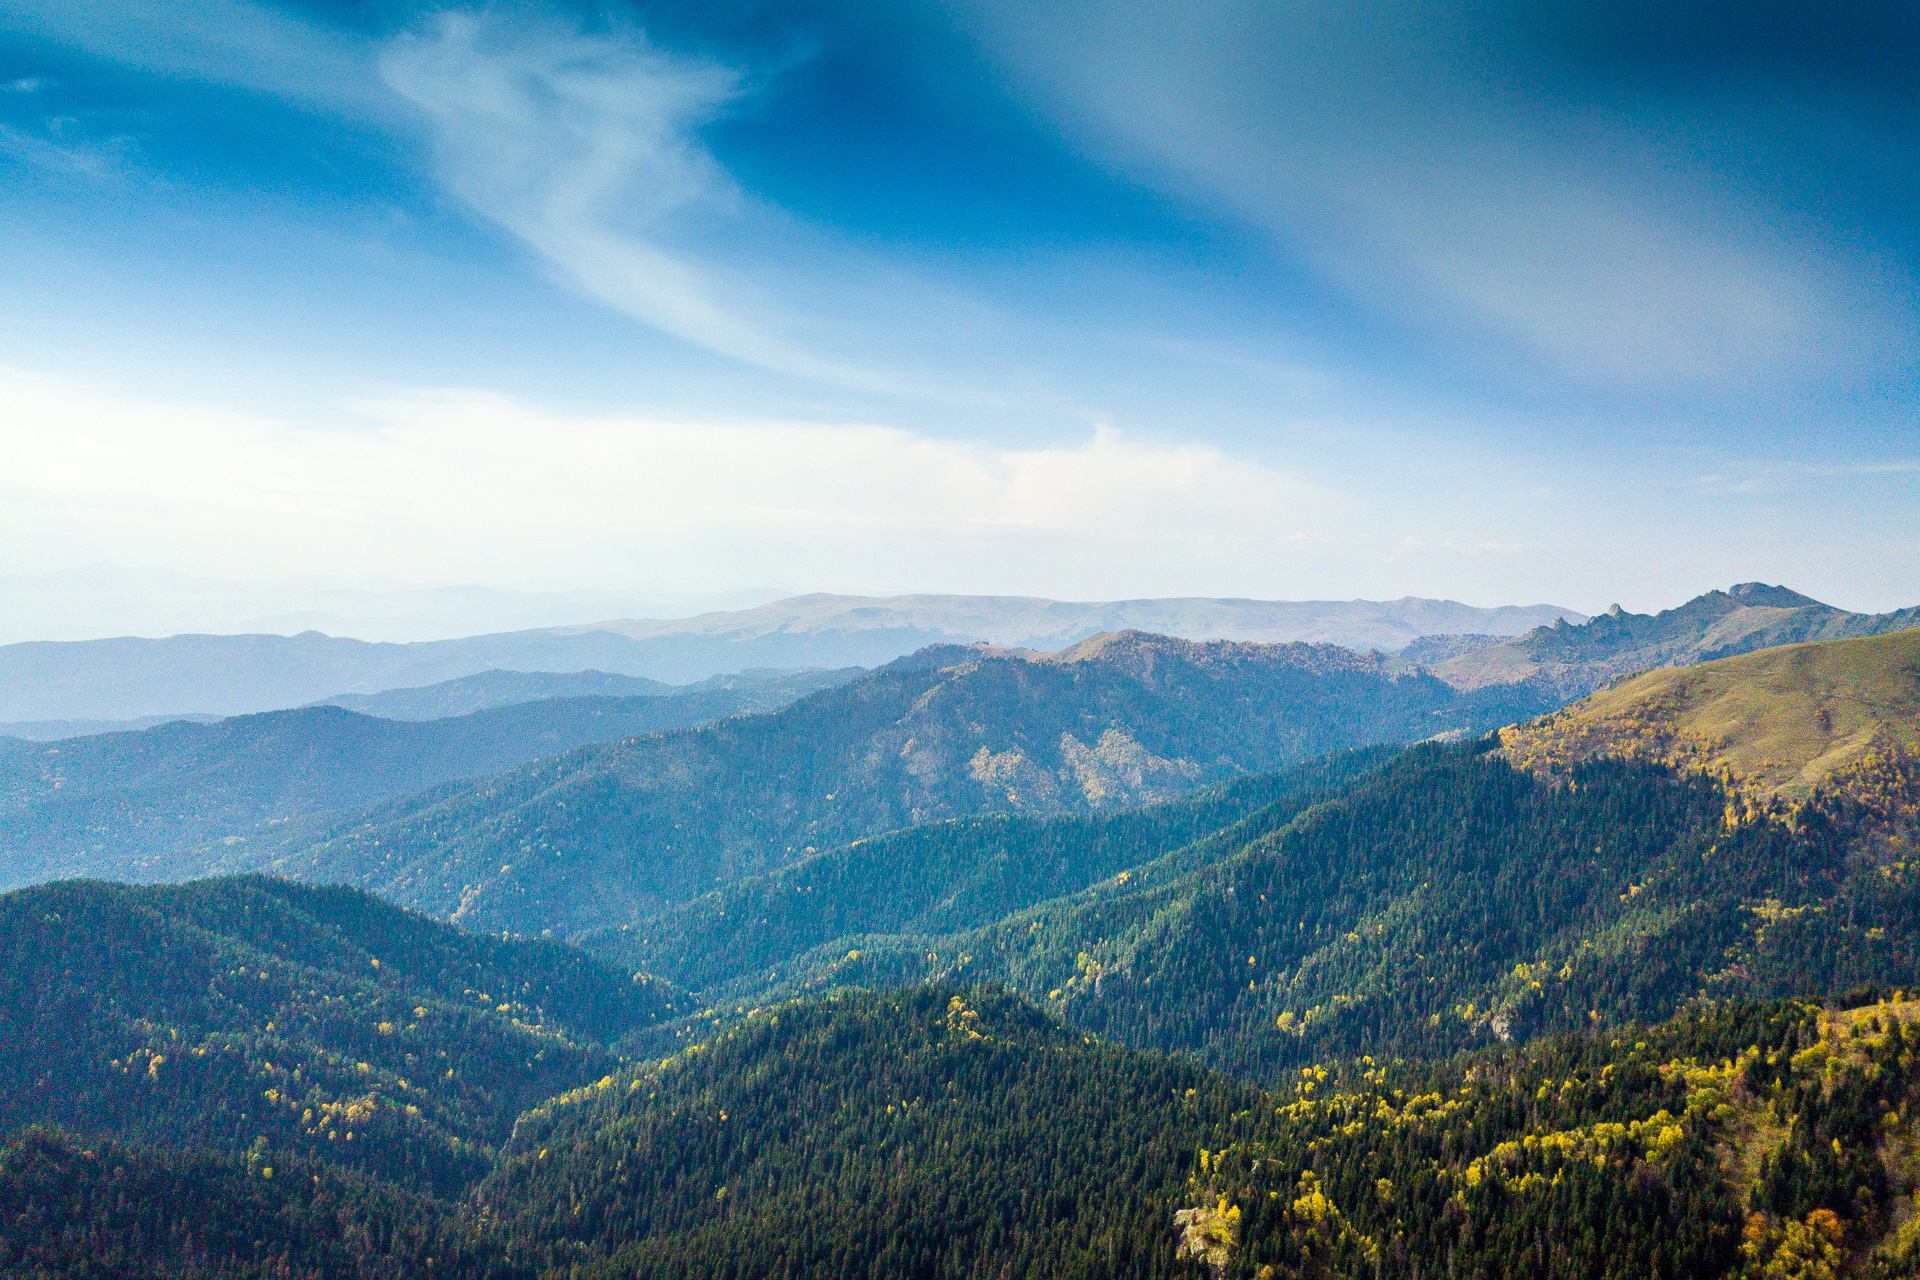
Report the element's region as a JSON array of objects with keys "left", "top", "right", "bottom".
[
  {"left": 493, "top": 986, "right": 1920, "bottom": 1280},
  {"left": 14, "top": 979, "right": 1920, "bottom": 1279},
  {"left": 1500, "top": 629, "right": 1920, "bottom": 798}
]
